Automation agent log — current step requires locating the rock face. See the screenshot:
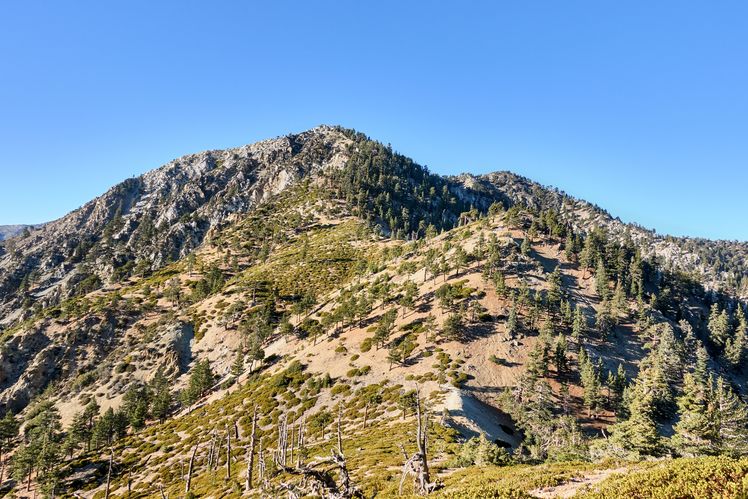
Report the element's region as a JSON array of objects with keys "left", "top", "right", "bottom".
[
  {"left": 0, "top": 125, "right": 353, "bottom": 324},
  {"left": 457, "top": 171, "right": 748, "bottom": 296}
]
